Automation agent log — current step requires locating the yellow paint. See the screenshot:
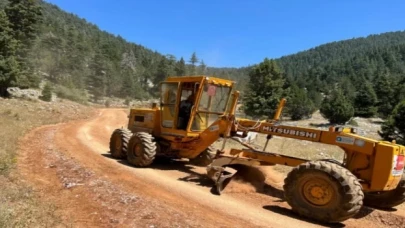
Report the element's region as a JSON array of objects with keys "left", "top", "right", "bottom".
[{"left": 122, "top": 75, "right": 405, "bottom": 193}]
